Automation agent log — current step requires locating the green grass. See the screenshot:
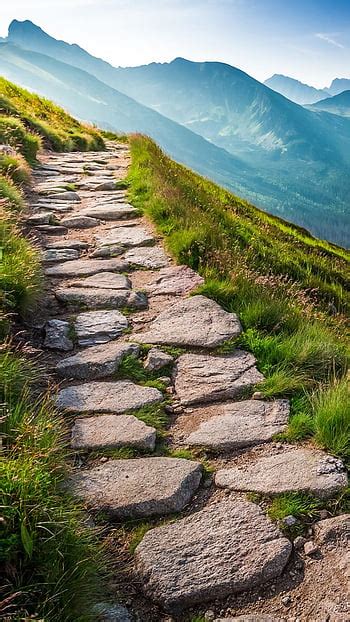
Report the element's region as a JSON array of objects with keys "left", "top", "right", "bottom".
[
  {"left": 0, "top": 79, "right": 110, "bottom": 619},
  {"left": 116, "top": 353, "right": 173, "bottom": 391},
  {"left": 313, "top": 380, "right": 350, "bottom": 459},
  {"left": 127, "top": 134, "right": 349, "bottom": 459},
  {"left": 267, "top": 492, "right": 321, "bottom": 522},
  {"left": 0, "top": 153, "right": 31, "bottom": 185},
  {"left": 128, "top": 403, "right": 169, "bottom": 432}
]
